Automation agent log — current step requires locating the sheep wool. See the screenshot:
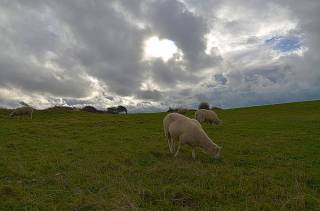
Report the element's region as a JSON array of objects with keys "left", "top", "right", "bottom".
[
  {"left": 195, "top": 109, "right": 222, "bottom": 125},
  {"left": 163, "top": 113, "right": 221, "bottom": 160},
  {"left": 10, "top": 106, "right": 34, "bottom": 119}
]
